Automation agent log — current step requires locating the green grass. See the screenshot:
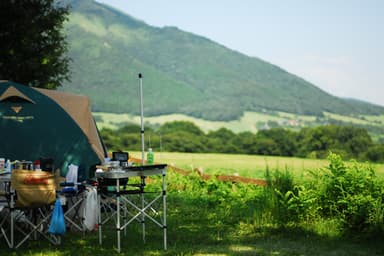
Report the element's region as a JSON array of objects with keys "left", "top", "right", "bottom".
[
  {"left": 129, "top": 151, "right": 384, "bottom": 179},
  {"left": 2, "top": 170, "right": 384, "bottom": 255}
]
